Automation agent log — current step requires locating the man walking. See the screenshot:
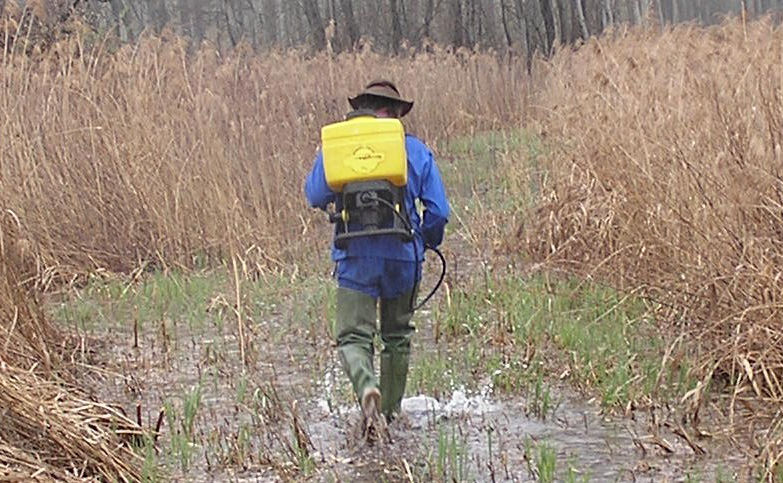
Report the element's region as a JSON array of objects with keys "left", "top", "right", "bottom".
[{"left": 305, "top": 80, "right": 449, "bottom": 433}]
